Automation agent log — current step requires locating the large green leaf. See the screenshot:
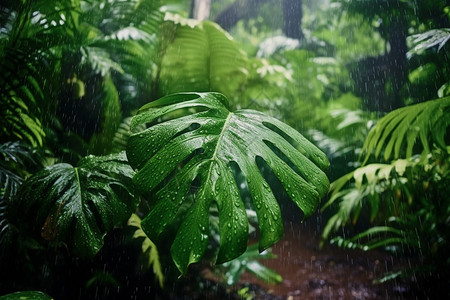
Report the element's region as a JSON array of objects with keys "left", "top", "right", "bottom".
[
  {"left": 13, "top": 152, "right": 137, "bottom": 258},
  {"left": 126, "top": 92, "right": 329, "bottom": 274},
  {"left": 158, "top": 15, "right": 248, "bottom": 99}
]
